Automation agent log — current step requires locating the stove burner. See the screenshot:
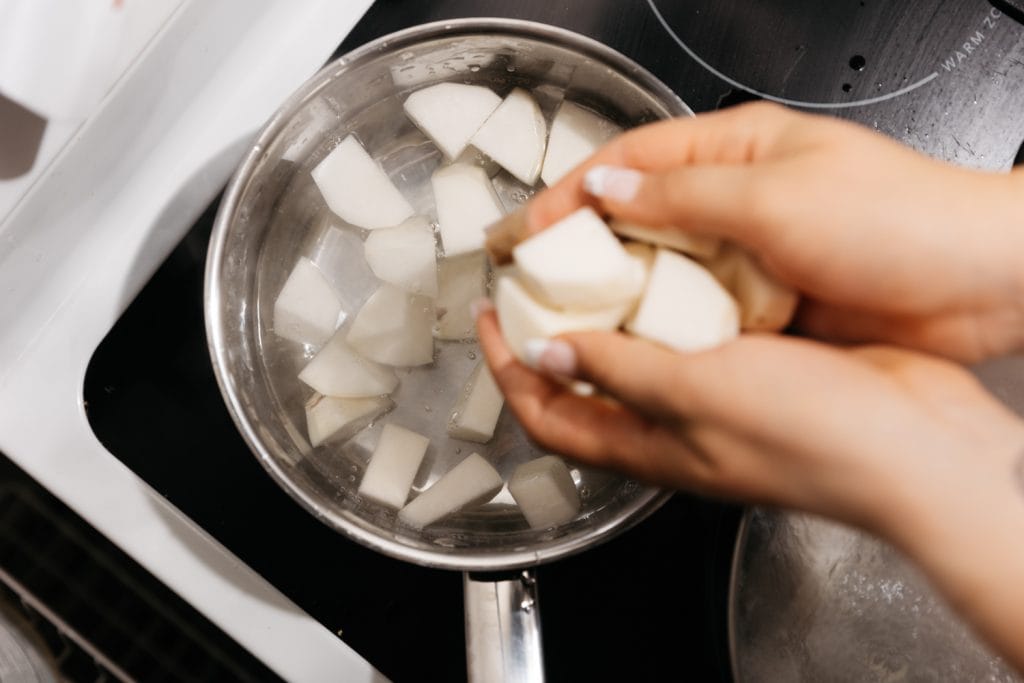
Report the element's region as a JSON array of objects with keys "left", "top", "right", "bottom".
[{"left": 648, "top": 0, "right": 1009, "bottom": 109}]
